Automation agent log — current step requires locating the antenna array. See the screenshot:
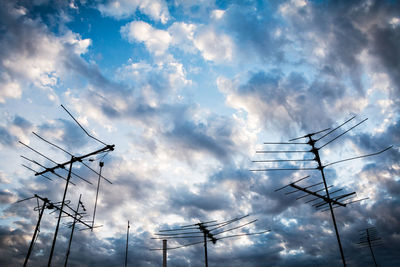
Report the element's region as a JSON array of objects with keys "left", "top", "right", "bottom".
[
  {"left": 357, "top": 227, "right": 383, "bottom": 267},
  {"left": 251, "top": 116, "right": 391, "bottom": 266},
  {"left": 150, "top": 215, "right": 269, "bottom": 267},
  {"left": 18, "top": 105, "right": 115, "bottom": 266}
]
